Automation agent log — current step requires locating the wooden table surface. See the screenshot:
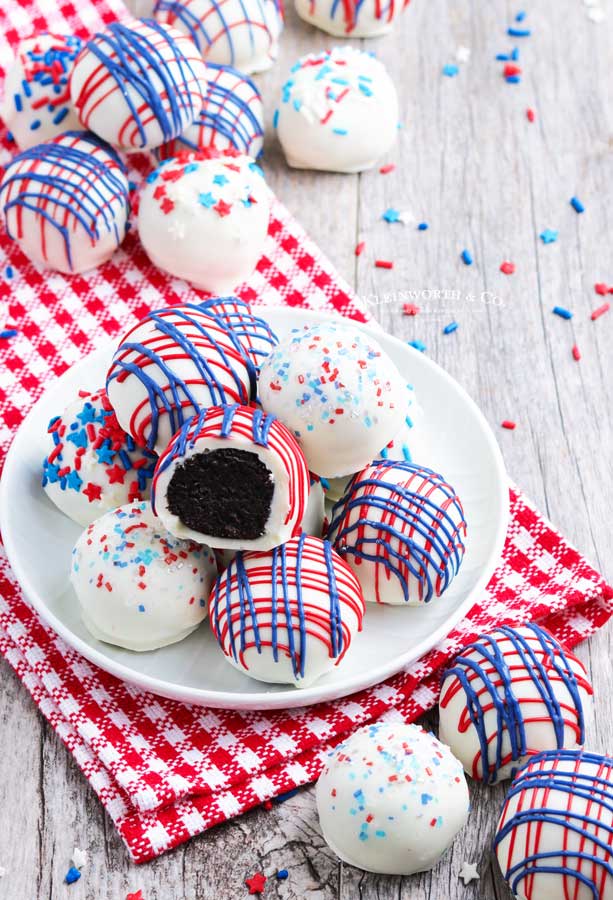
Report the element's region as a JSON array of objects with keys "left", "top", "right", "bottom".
[{"left": 1, "top": 0, "right": 612, "bottom": 897}]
